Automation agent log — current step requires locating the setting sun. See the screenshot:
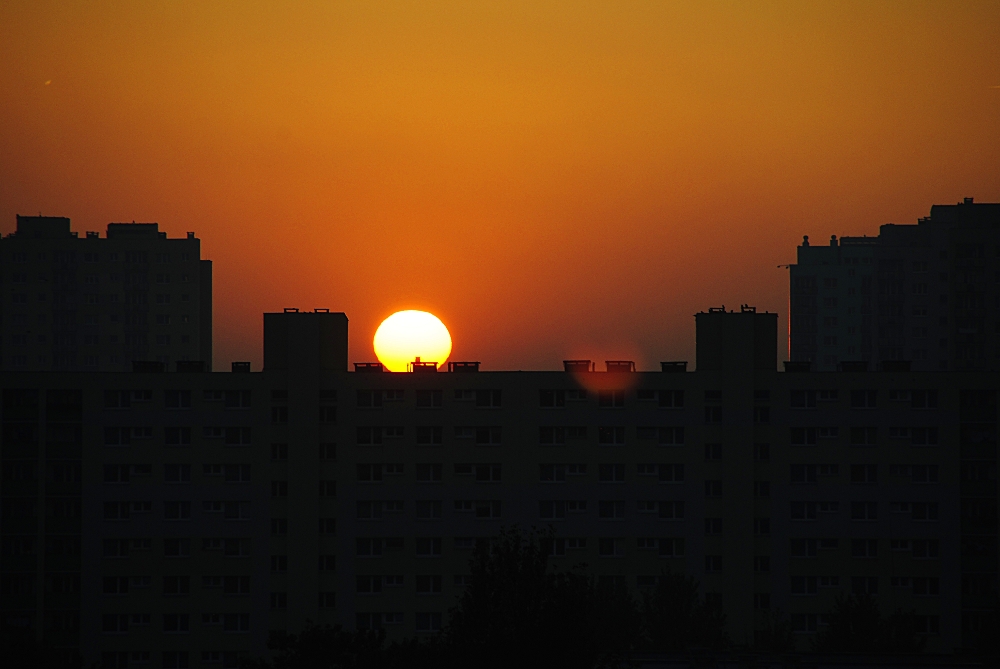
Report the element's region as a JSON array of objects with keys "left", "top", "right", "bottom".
[{"left": 373, "top": 310, "right": 452, "bottom": 372}]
